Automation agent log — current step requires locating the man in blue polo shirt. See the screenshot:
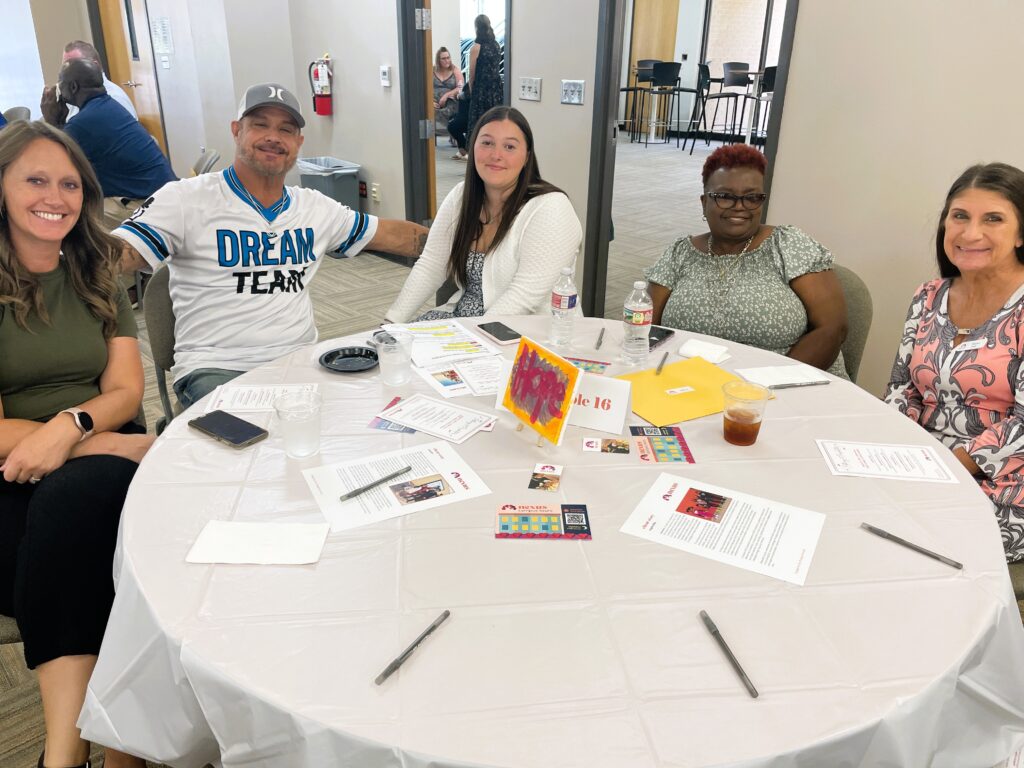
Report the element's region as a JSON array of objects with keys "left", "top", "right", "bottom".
[{"left": 54, "top": 58, "right": 177, "bottom": 228}]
